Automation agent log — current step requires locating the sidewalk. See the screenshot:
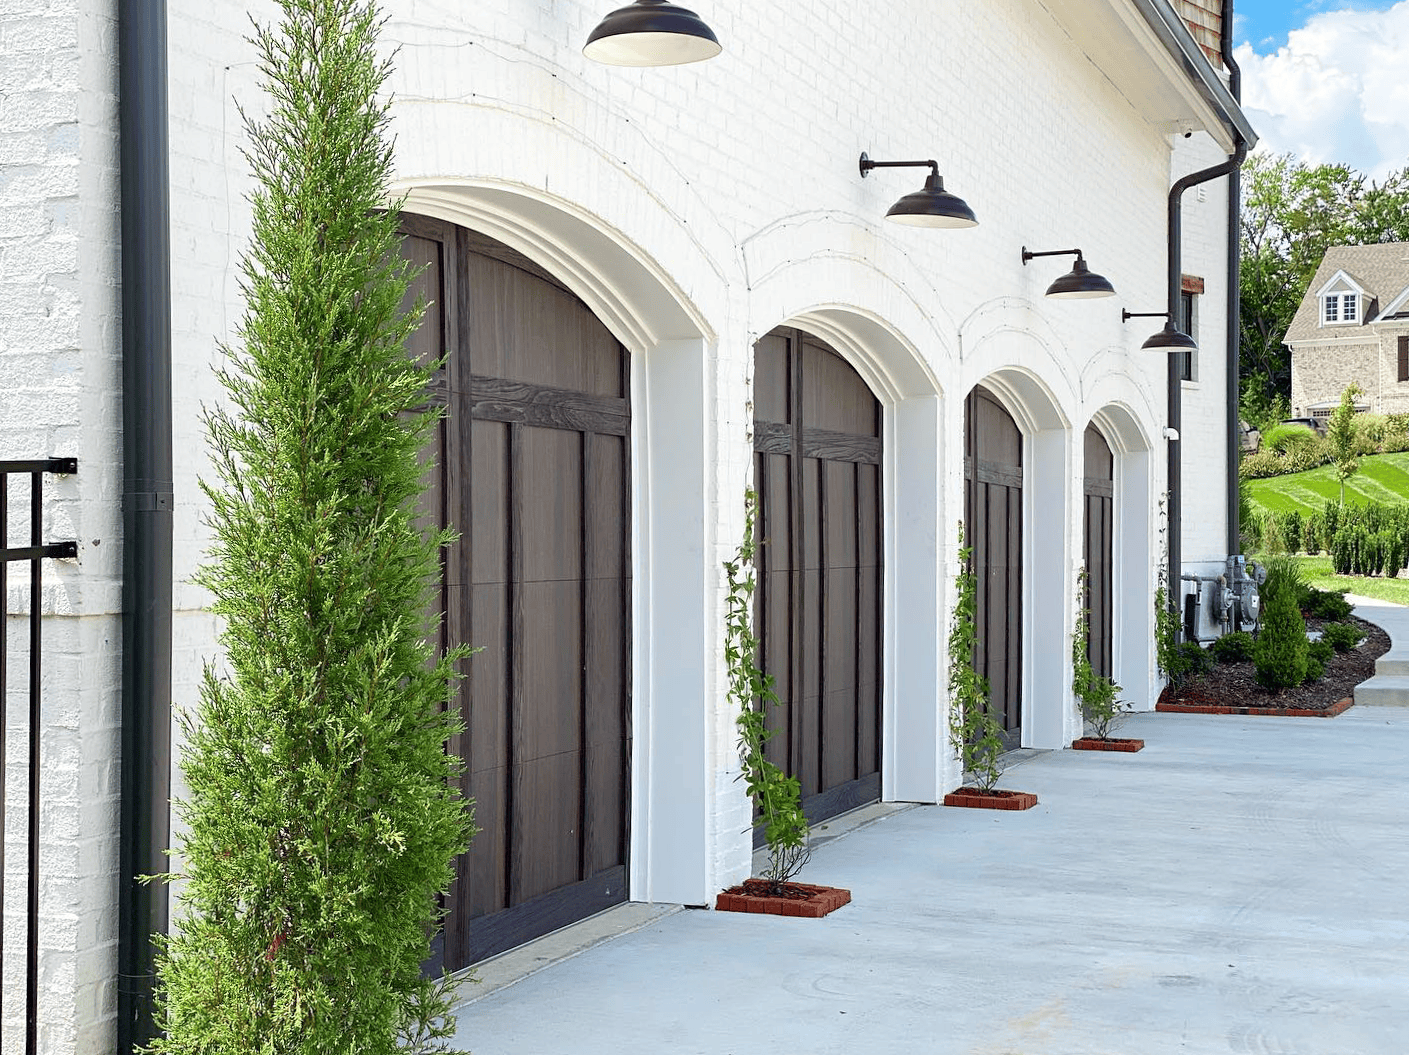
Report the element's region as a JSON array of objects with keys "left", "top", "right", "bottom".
[{"left": 451, "top": 704, "right": 1409, "bottom": 1054}]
